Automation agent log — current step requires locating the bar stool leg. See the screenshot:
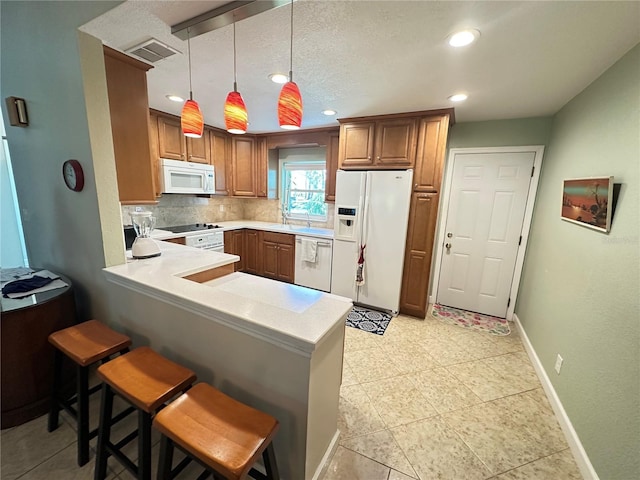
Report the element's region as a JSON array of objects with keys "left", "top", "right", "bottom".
[
  {"left": 47, "top": 349, "right": 63, "bottom": 432},
  {"left": 263, "top": 443, "right": 280, "bottom": 480},
  {"left": 138, "top": 411, "right": 152, "bottom": 480},
  {"left": 77, "top": 365, "right": 90, "bottom": 466},
  {"left": 157, "top": 435, "right": 174, "bottom": 480},
  {"left": 94, "top": 383, "right": 114, "bottom": 480}
]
